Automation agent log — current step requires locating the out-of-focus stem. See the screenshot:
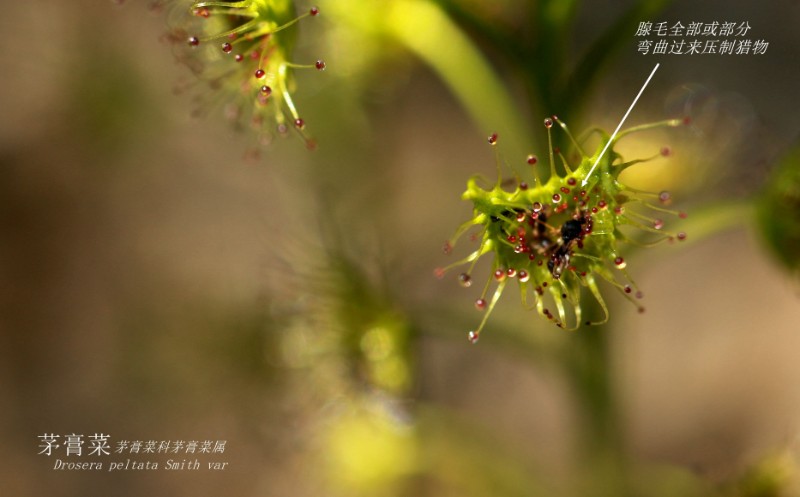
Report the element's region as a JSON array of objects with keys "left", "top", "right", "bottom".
[
  {"left": 386, "top": 0, "right": 533, "bottom": 161},
  {"left": 675, "top": 199, "right": 755, "bottom": 248}
]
